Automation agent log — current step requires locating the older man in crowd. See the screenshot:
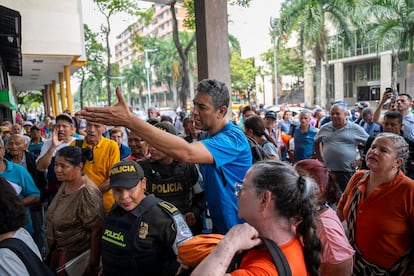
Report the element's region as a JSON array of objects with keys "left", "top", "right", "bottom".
[
  {"left": 314, "top": 103, "right": 369, "bottom": 192},
  {"left": 36, "top": 113, "right": 77, "bottom": 202},
  {"left": 71, "top": 121, "right": 120, "bottom": 215}
]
